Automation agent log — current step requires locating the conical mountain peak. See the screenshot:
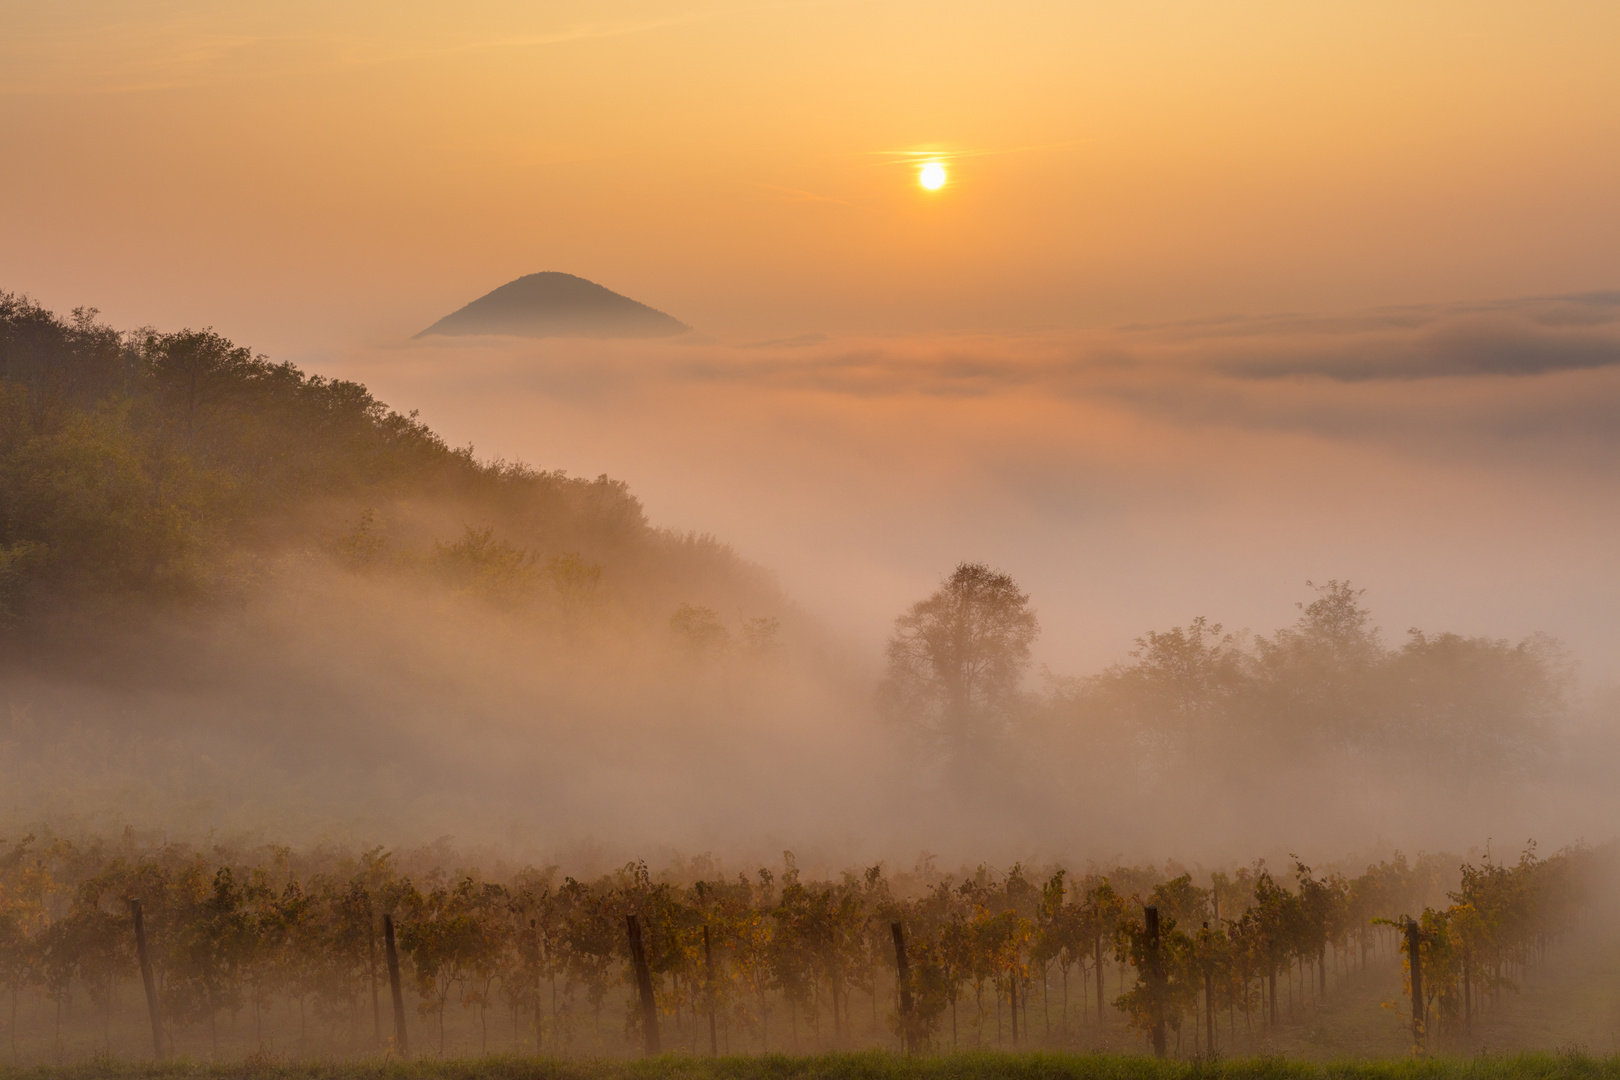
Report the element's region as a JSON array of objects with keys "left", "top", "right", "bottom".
[{"left": 416, "top": 272, "right": 689, "bottom": 339}]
